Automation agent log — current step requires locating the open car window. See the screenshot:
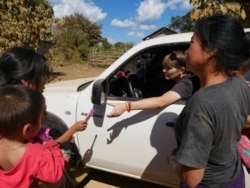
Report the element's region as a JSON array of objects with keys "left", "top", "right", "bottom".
[{"left": 107, "top": 42, "right": 190, "bottom": 100}]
